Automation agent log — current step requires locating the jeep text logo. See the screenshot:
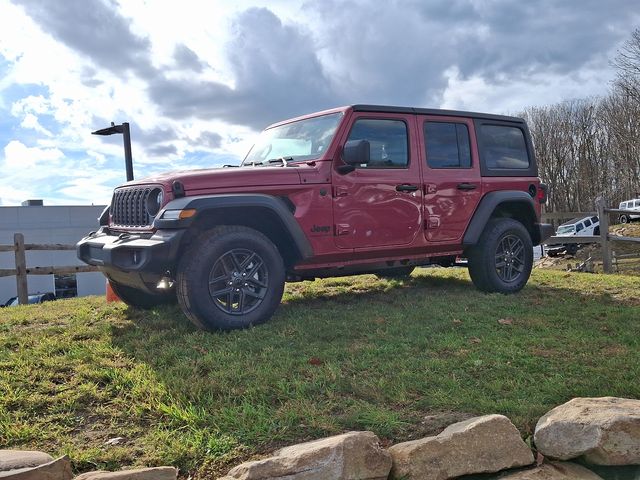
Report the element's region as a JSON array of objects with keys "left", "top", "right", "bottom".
[{"left": 311, "top": 225, "right": 331, "bottom": 234}]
